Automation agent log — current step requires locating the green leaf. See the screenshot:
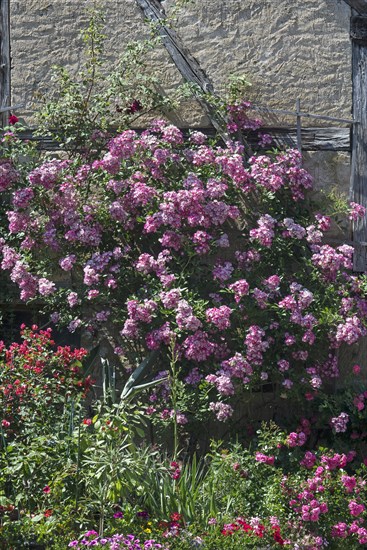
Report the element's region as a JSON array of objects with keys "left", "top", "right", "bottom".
[{"left": 120, "top": 350, "right": 159, "bottom": 401}]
